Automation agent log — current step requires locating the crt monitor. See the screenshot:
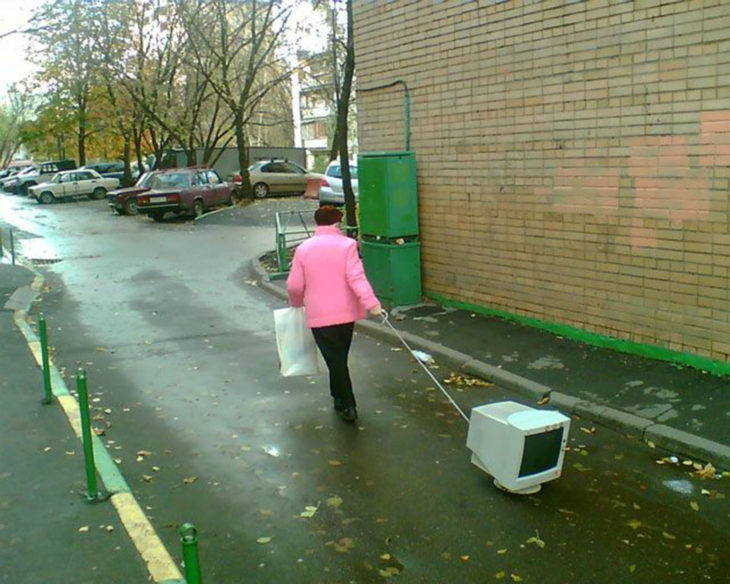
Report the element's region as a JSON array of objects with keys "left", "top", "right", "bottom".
[{"left": 466, "top": 401, "right": 571, "bottom": 494}]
